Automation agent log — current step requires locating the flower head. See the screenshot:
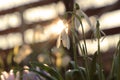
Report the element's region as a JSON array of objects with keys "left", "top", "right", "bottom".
[{"left": 56, "top": 19, "right": 70, "bottom": 49}]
